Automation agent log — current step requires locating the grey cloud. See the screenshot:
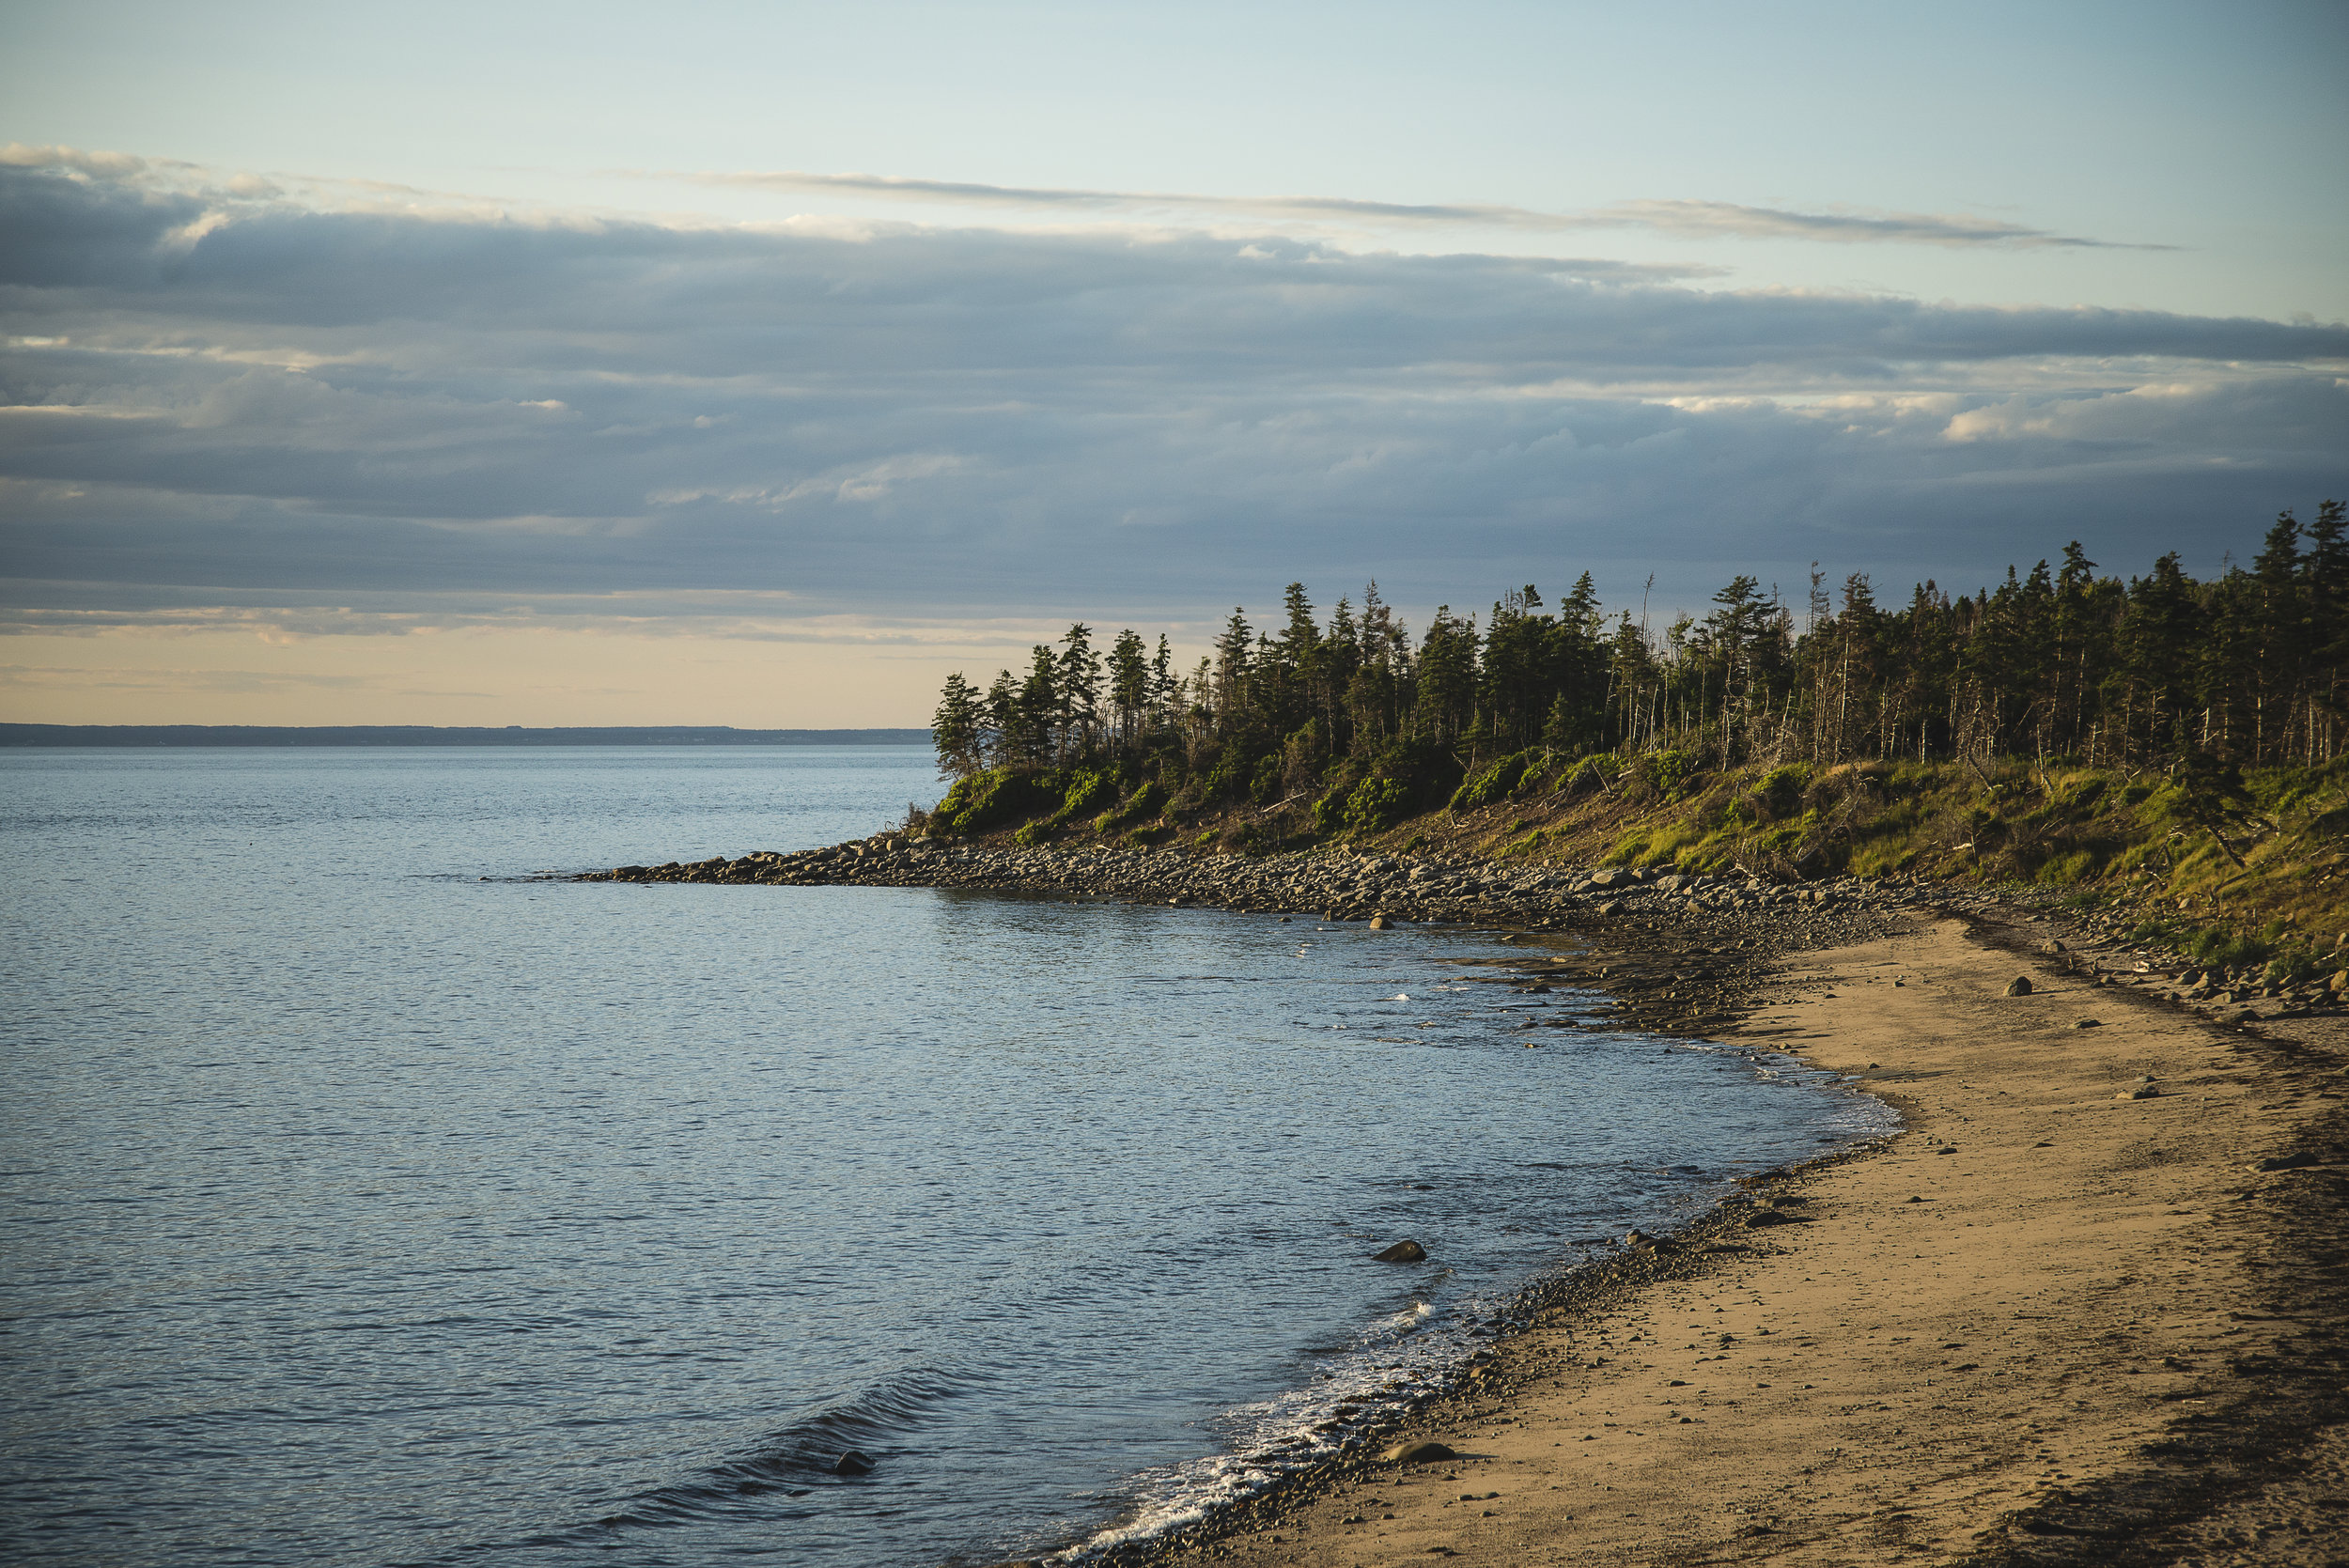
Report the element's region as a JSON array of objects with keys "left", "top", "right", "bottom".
[
  {"left": 1, "top": 161, "right": 2343, "bottom": 631},
  {"left": 688, "top": 168, "right": 2167, "bottom": 249},
  {"left": 1583, "top": 198, "right": 2173, "bottom": 251}
]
